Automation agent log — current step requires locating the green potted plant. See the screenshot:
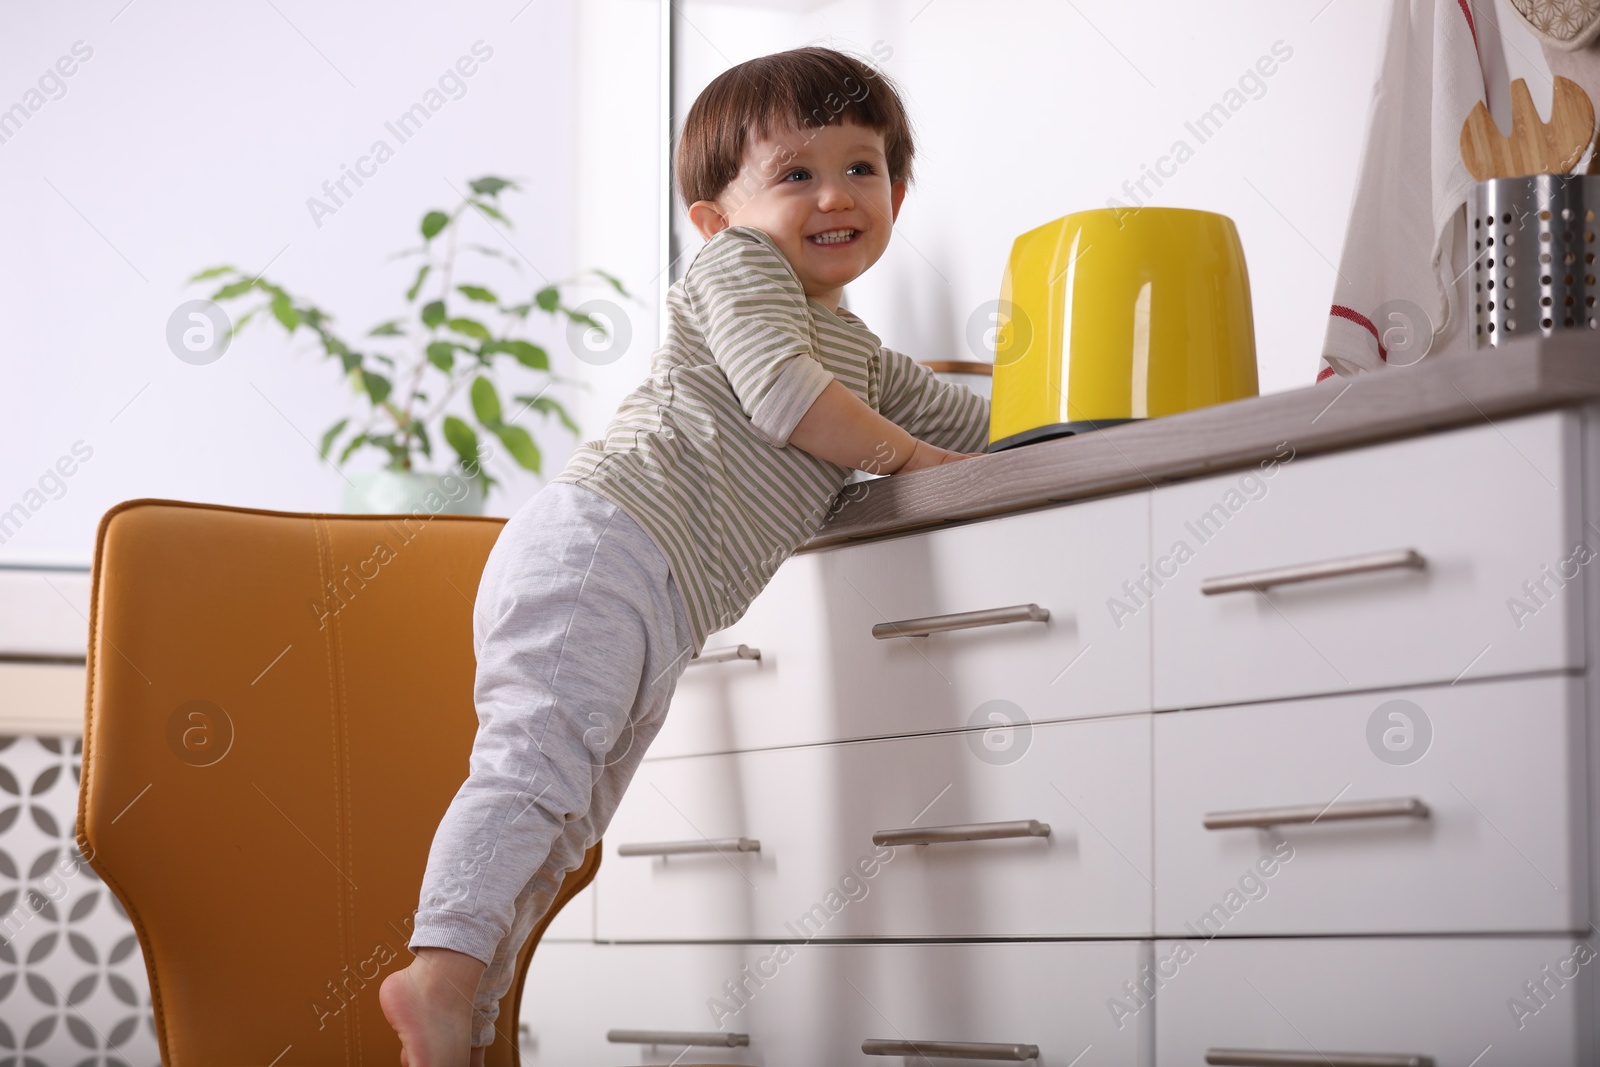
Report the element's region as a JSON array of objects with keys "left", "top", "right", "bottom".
[{"left": 189, "top": 175, "right": 631, "bottom": 514}]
